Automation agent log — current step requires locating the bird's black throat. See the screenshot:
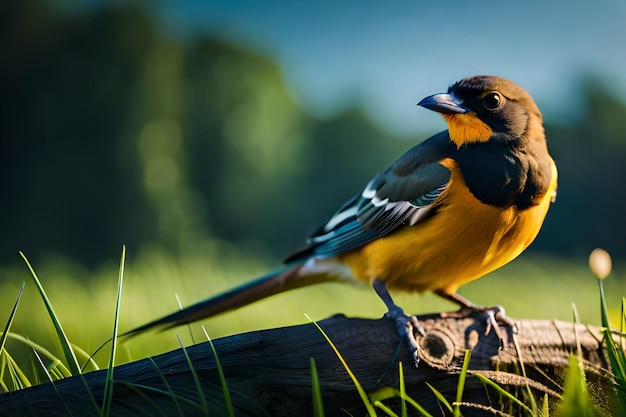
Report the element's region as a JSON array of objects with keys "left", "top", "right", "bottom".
[{"left": 452, "top": 139, "right": 551, "bottom": 210}]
